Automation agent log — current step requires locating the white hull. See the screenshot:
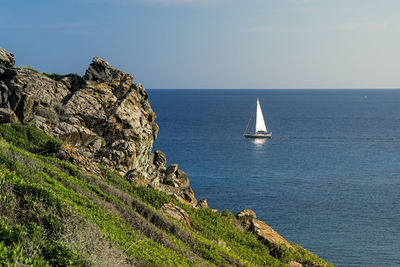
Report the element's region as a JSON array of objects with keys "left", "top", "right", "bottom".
[{"left": 244, "top": 132, "right": 272, "bottom": 139}]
